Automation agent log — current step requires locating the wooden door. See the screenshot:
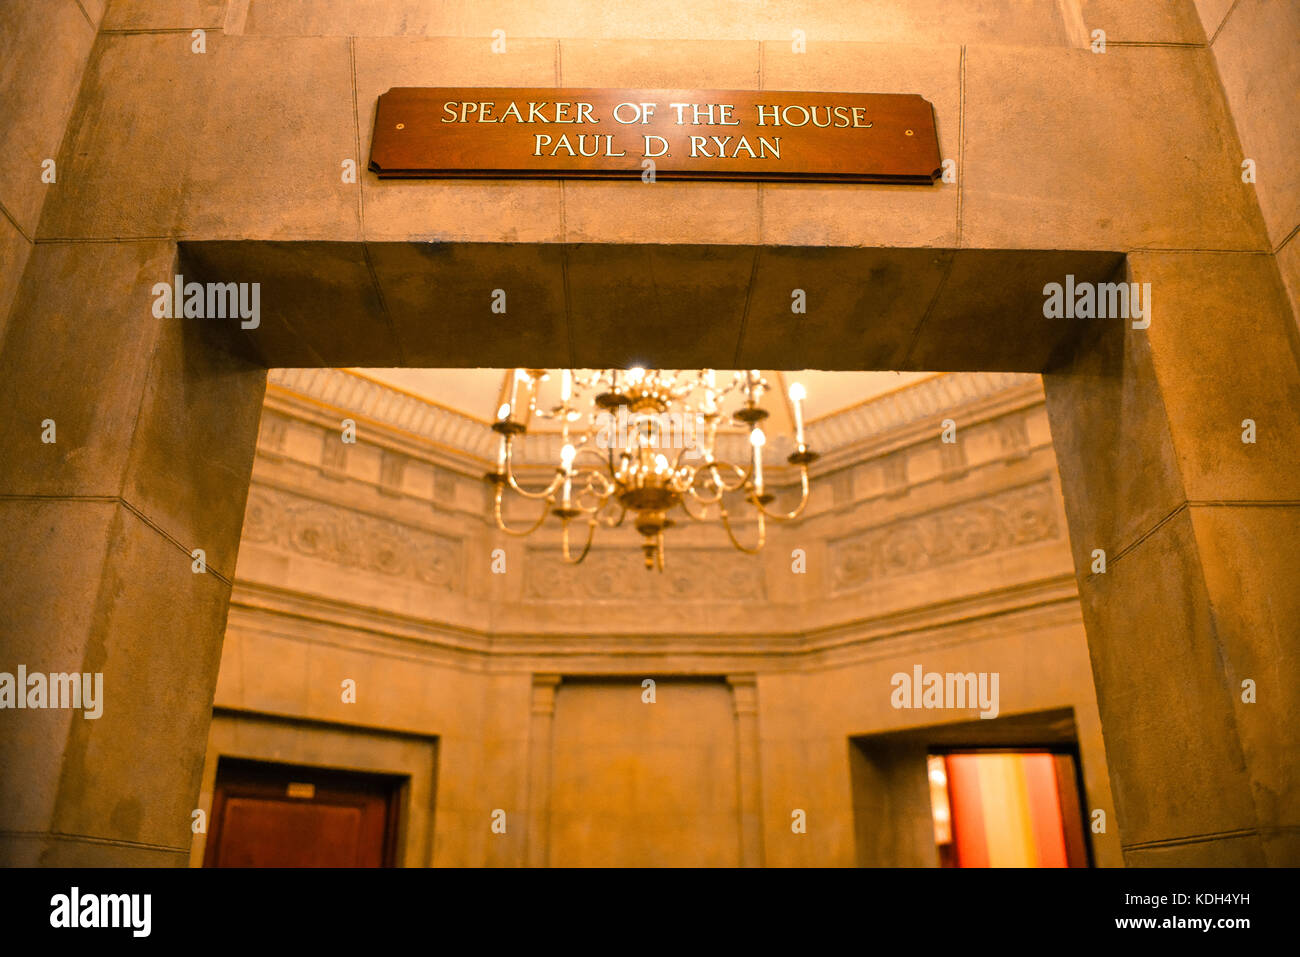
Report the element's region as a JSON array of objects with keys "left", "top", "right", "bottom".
[{"left": 204, "top": 758, "right": 401, "bottom": 868}]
